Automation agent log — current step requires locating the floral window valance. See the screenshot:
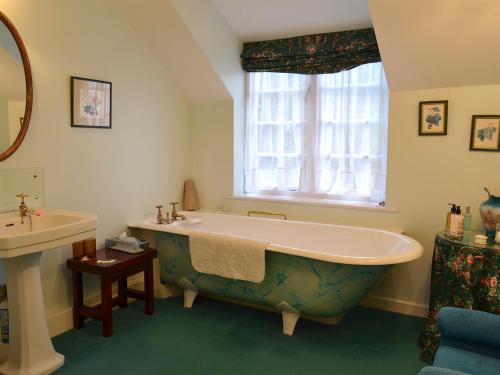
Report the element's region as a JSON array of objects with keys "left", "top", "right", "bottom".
[{"left": 241, "top": 28, "right": 381, "bottom": 75}]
